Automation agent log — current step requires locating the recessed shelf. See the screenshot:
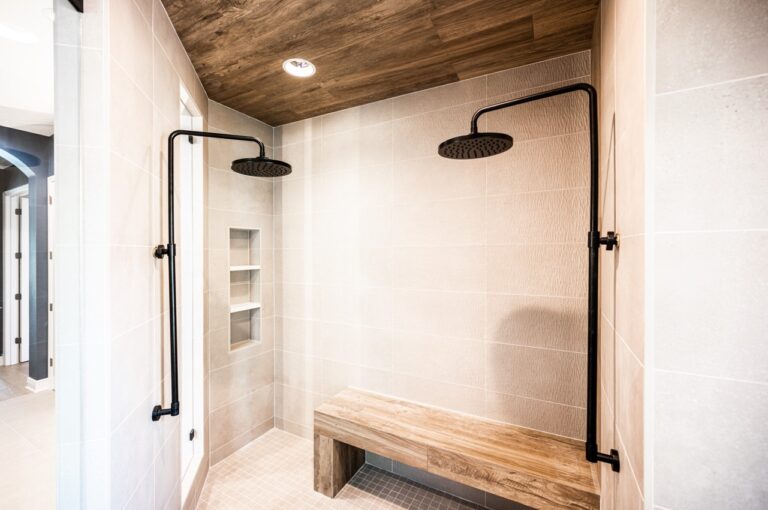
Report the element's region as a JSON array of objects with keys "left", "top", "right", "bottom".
[
  {"left": 229, "top": 227, "right": 261, "bottom": 349},
  {"left": 230, "top": 302, "right": 261, "bottom": 314},
  {"left": 230, "top": 265, "right": 261, "bottom": 272}
]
